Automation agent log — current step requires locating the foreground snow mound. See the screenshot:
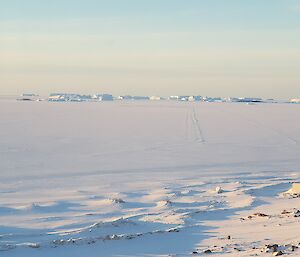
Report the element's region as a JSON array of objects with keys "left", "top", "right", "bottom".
[
  {"left": 0, "top": 174, "right": 285, "bottom": 255},
  {"left": 283, "top": 183, "right": 300, "bottom": 197}
]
